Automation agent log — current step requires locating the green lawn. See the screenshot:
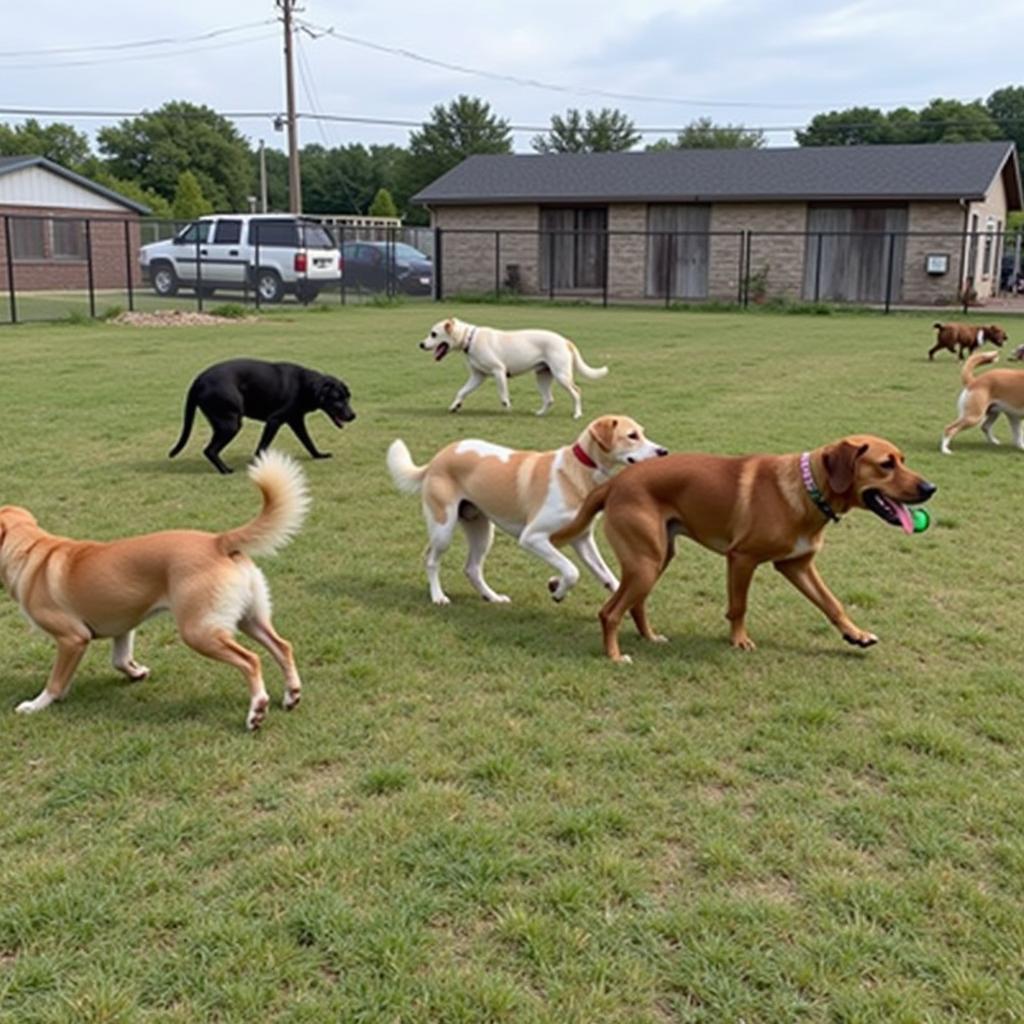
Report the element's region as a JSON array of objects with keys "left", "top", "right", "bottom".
[{"left": 2, "top": 302, "right": 1024, "bottom": 1023}]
